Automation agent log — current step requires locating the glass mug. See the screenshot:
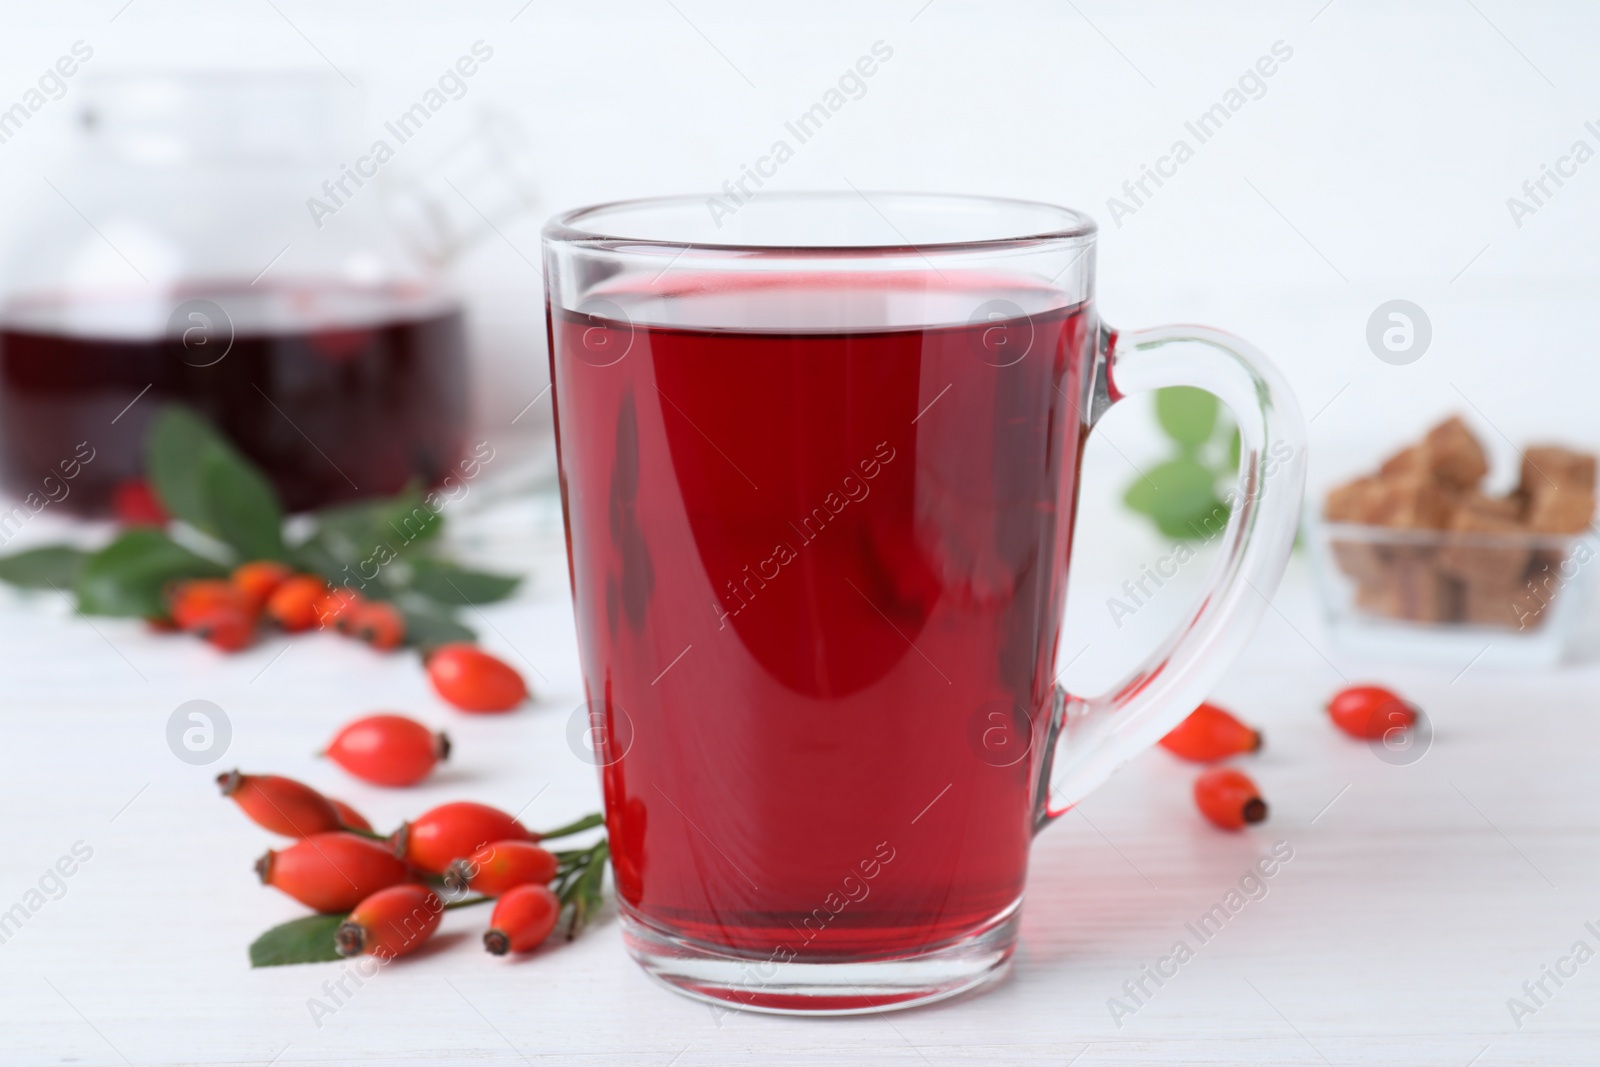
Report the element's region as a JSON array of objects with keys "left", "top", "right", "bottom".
[{"left": 543, "top": 193, "right": 1305, "bottom": 1014}]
